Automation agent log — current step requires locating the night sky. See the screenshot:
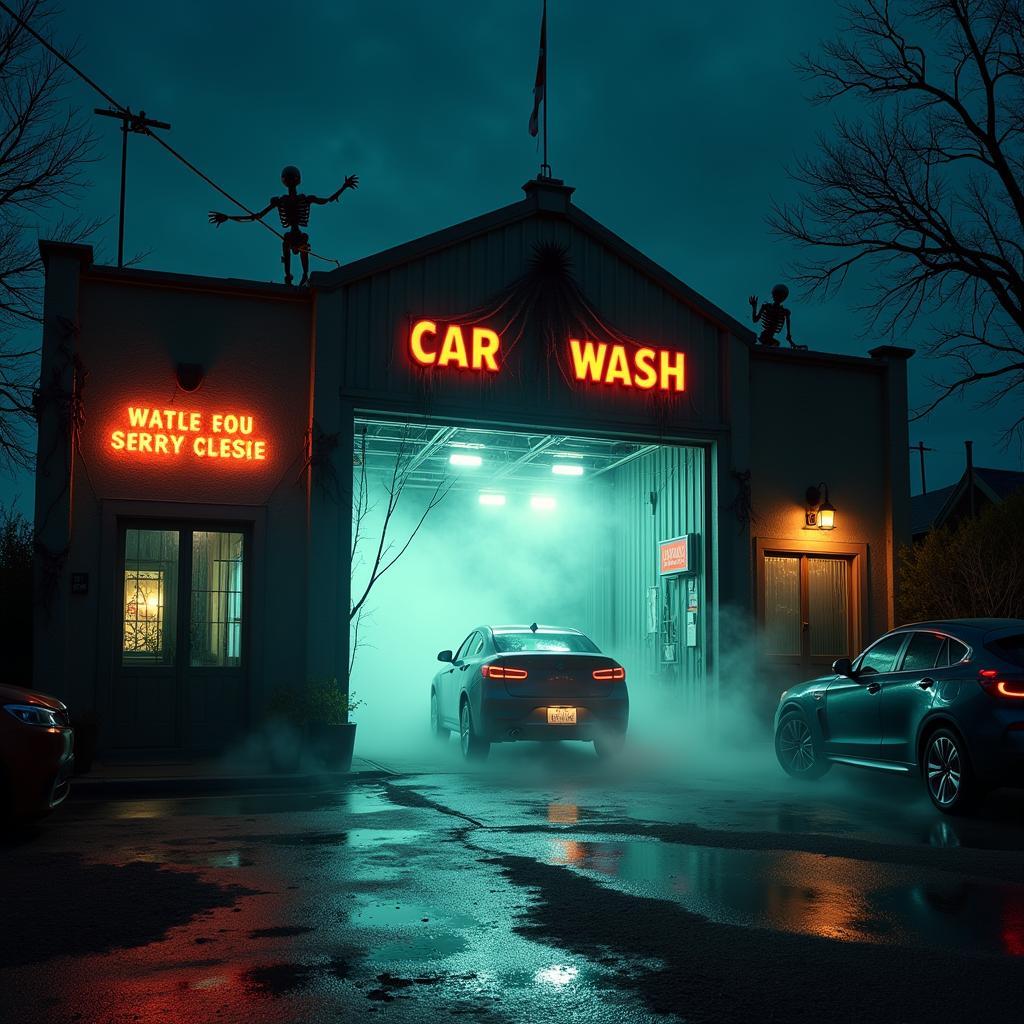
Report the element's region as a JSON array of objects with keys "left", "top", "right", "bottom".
[{"left": 2, "top": 0, "right": 1020, "bottom": 511}]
